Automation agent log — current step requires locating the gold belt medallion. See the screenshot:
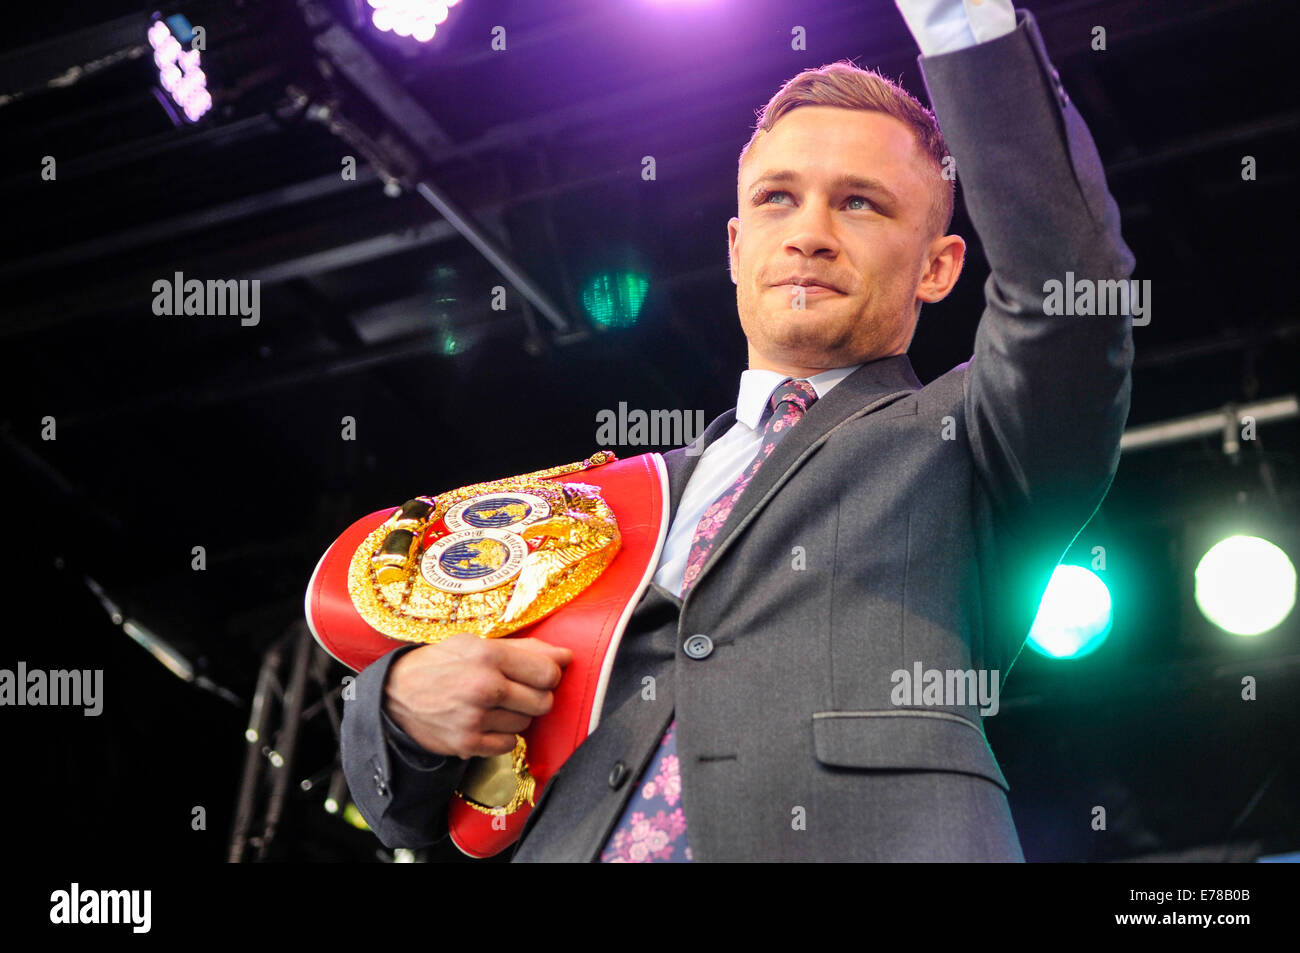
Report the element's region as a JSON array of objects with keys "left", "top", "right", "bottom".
[{"left": 346, "top": 451, "right": 620, "bottom": 645}]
